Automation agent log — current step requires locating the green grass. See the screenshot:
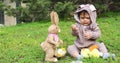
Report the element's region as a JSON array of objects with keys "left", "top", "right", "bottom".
[{"left": 0, "top": 15, "right": 120, "bottom": 63}]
